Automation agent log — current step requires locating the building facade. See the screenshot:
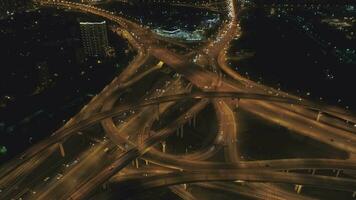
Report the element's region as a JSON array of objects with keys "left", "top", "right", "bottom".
[{"left": 79, "top": 21, "right": 109, "bottom": 57}]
